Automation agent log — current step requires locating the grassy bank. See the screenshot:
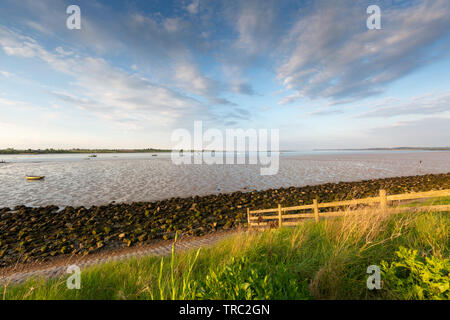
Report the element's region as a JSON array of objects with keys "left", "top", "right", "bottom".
[
  {"left": 4, "top": 205, "right": 449, "bottom": 300},
  {"left": 1, "top": 173, "right": 449, "bottom": 268}
]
